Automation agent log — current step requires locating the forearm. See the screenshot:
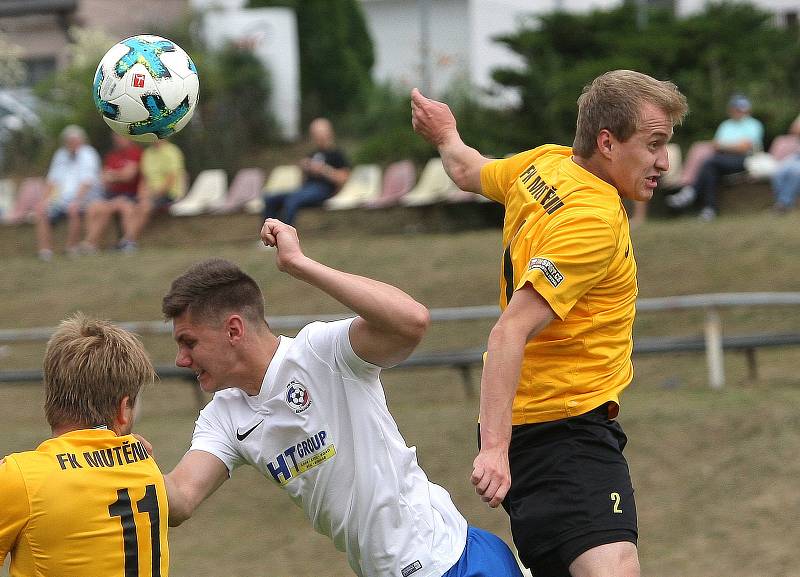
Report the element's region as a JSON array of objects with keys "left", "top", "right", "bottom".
[
  {"left": 164, "top": 473, "right": 192, "bottom": 527},
  {"left": 438, "top": 133, "right": 489, "bottom": 193},
  {"left": 286, "top": 255, "right": 428, "bottom": 337},
  {"left": 478, "top": 324, "right": 527, "bottom": 451},
  {"left": 164, "top": 451, "right": 228, "bottom": 527},
  {"left": 479, "top": 287, "right": 556, "bottom": 449},
  {"left": 324, "top": 165, "right": 349, "bottom": 188}
]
